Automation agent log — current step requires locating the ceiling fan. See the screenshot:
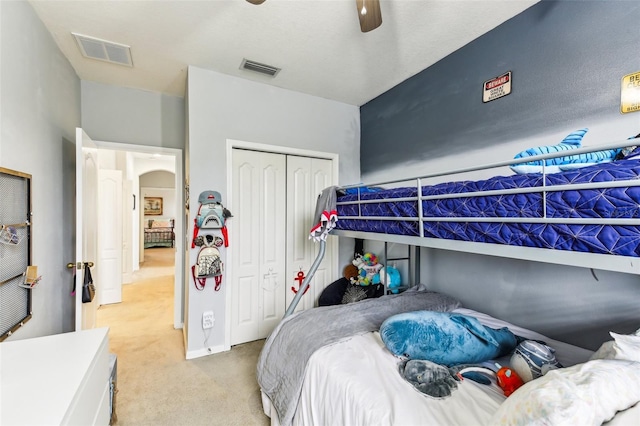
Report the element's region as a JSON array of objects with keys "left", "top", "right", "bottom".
[{"left": 245, "top": 0, "right": 382, "bottom": 33}]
